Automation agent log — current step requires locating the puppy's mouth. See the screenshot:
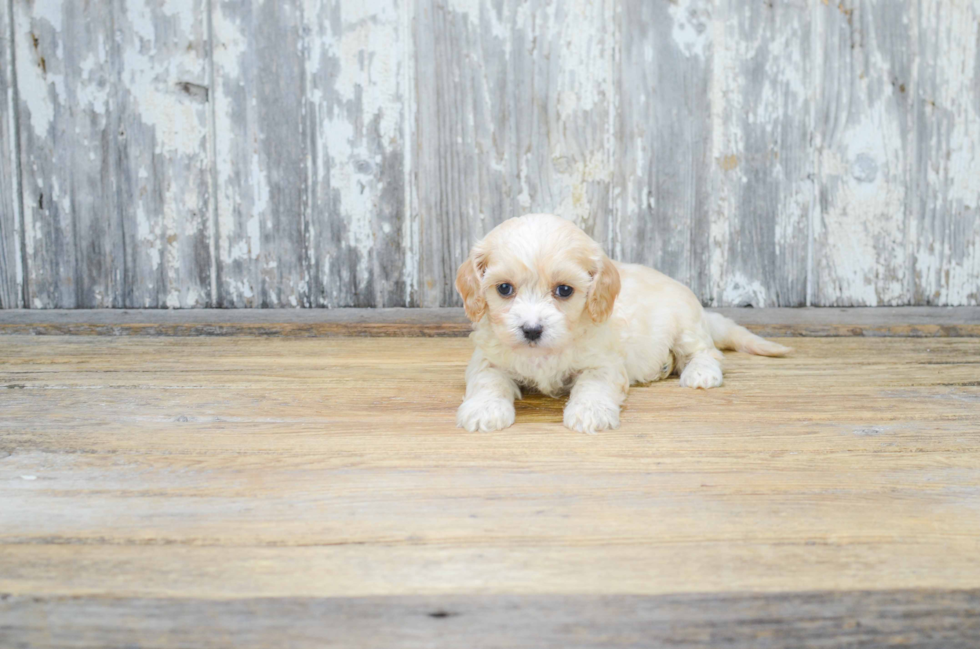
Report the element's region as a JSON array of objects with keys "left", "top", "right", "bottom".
[{"left": 517, "top": 337, "right": 552, "bottom": 351}]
